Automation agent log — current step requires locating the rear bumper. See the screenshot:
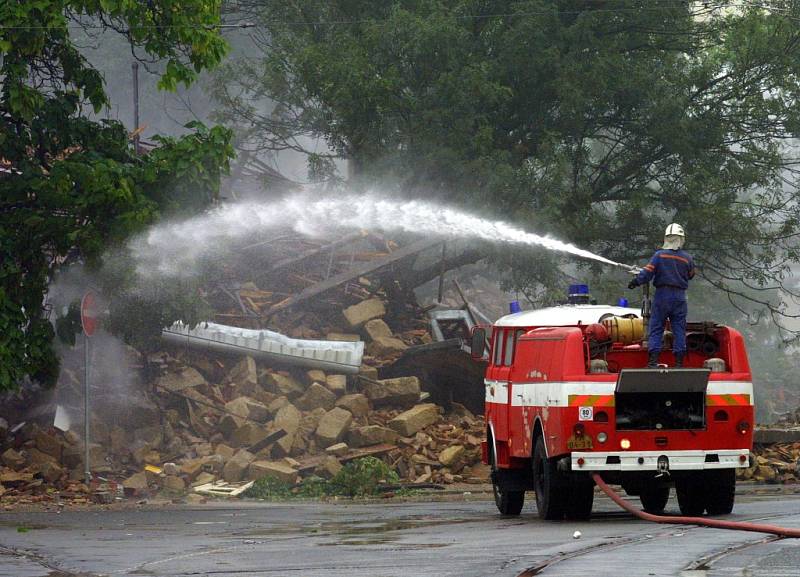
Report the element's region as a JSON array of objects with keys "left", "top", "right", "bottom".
[{"left": 571, "top": 449, "right": 749, "bottom": 471}]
